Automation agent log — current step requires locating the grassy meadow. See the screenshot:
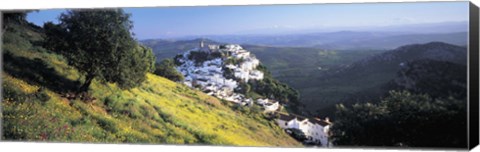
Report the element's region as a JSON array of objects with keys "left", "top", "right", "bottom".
[{"left": 1, "top": 16, "right": 301, "bottom": 146}]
